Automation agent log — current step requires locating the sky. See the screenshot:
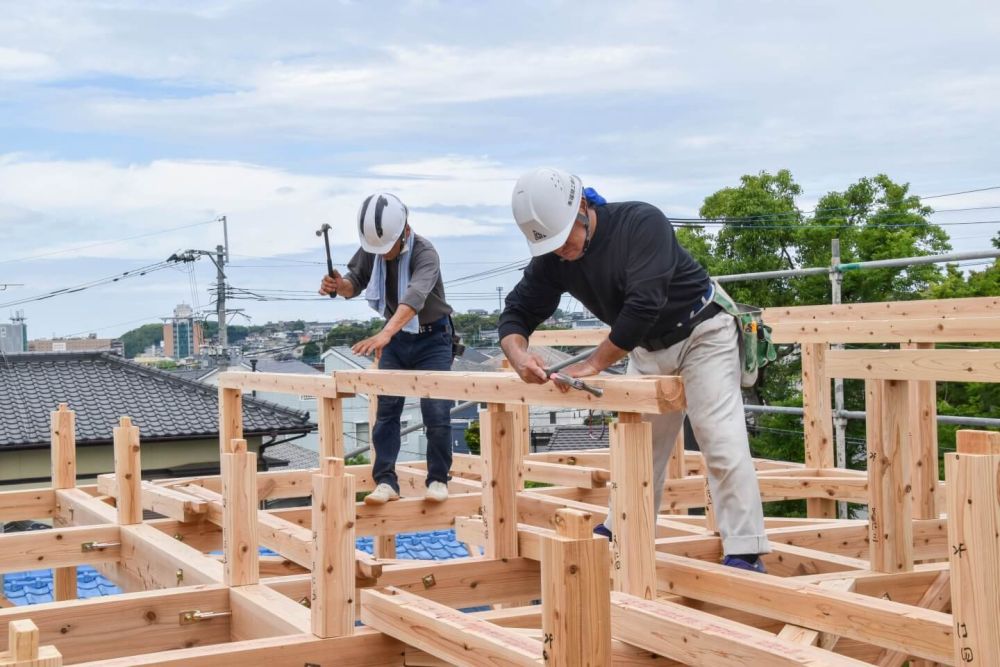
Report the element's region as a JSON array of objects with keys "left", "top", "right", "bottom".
[{"left": 1, "top": 0, "right": 999, "bottom": 340}]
